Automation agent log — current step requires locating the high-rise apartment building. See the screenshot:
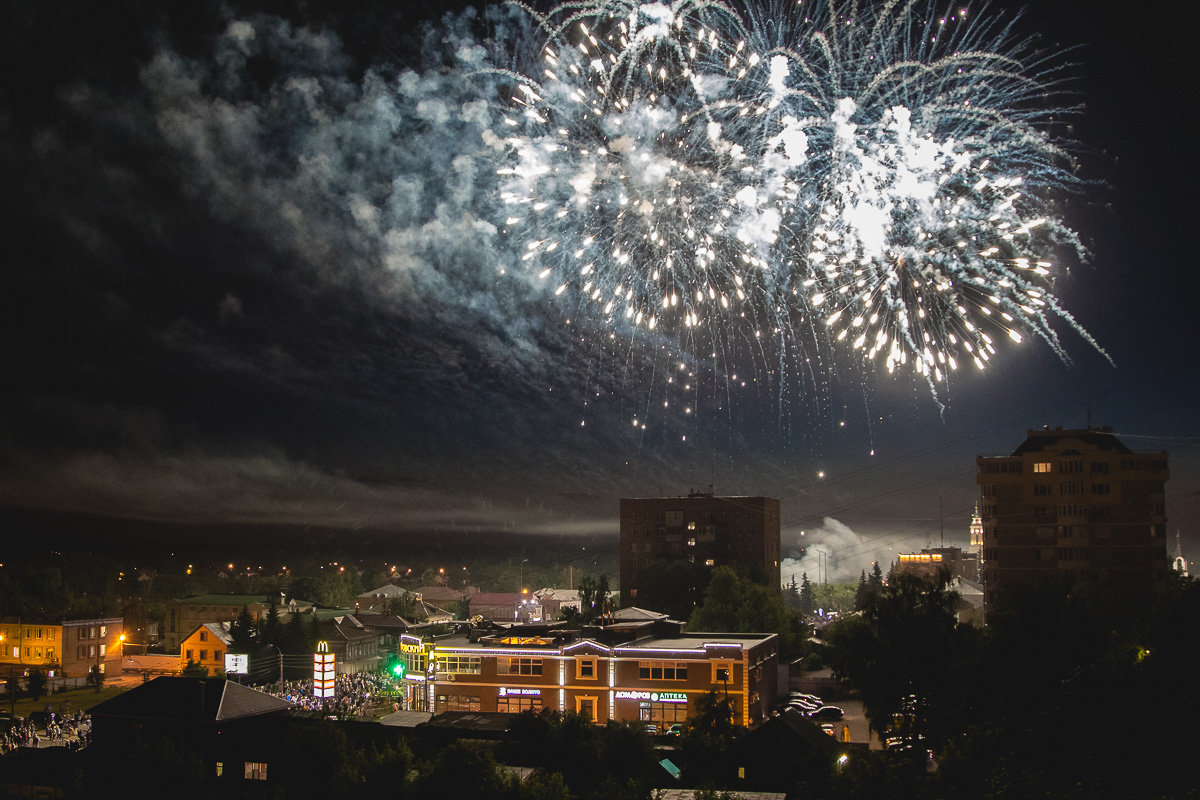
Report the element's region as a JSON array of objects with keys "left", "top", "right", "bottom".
[
  {"left": 976, "top": 426, "right": 1169, "bottom": 614},
  {"left": 619, "top": 493, "right": 781, "bottom": 606}
]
